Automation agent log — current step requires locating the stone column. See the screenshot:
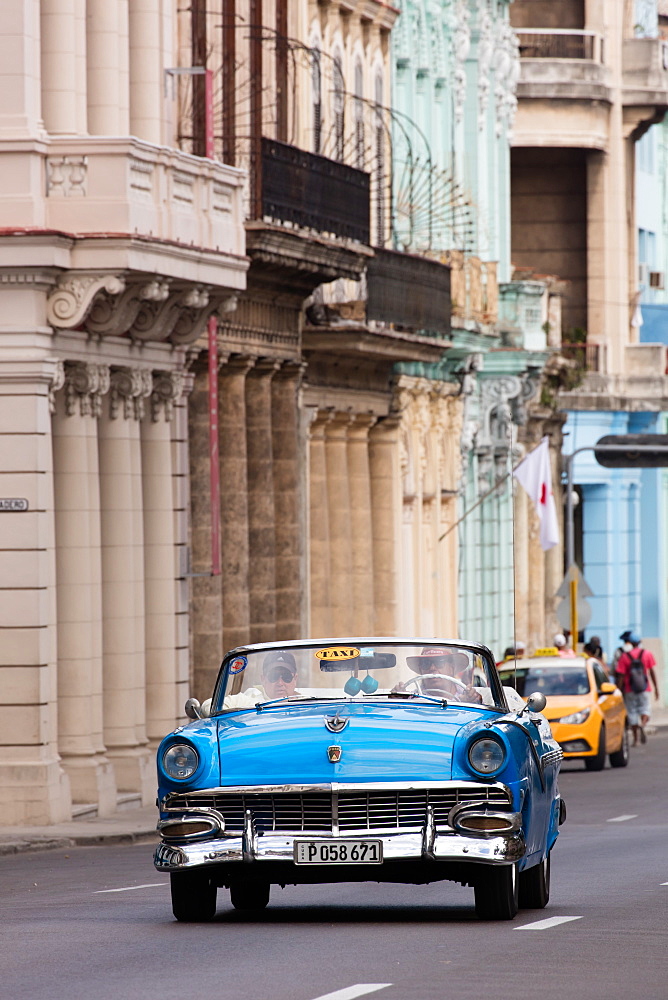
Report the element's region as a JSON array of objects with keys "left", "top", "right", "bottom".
[
  {"left": 86, "top": 0, "right": 130, "bottom": 135},
  {"left": 52, "top": 363, "right": 116, "bottom": 814},
  {"left": 219, "top": 357, "right": 253, "bottom": 653},
  {"left": 141, "top": 372, "right": 182, "bottom": 745},
  {"left": 369, "top": 416, "right": 401, "bottom": 636},
  {"left": 272, "top": 363, "right": 305, "bottom": 640},
  {"left": 308, "top": 412, "right": 332, "bottom": 638},
  {"left": 325, "top": 412, "right": 354, "bottom": 636},
  {"left": 347, "top": 414, "right": 377, "bottom": 635},
  {"left": 246, "top": 360, "right": 279, "bottom": 642},
  {"left": 0, "top": 357, "right": 71, "bottom": 824},
  {"left": 98, "top": 366, "right": 153, "bottom": 802},
  {"left": 0, "top": 0, "right": 41, "bottom": 138},
  {"left": 189, "top": 365, "right": 223, "bottom": 700},
  {"left": 129, "top": 0, "right": 163, "bottom": 144},
  {"left": 41, "top": 0, "right": 86, "bottom": 135}
]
